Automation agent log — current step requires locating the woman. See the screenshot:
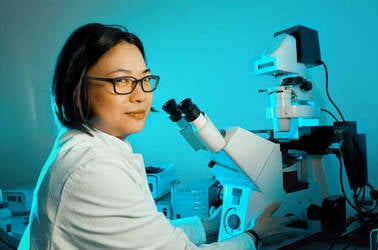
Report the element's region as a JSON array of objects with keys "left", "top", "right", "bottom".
[{"left": 19, "top": 23, "right": 298, "bottom": 249}]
